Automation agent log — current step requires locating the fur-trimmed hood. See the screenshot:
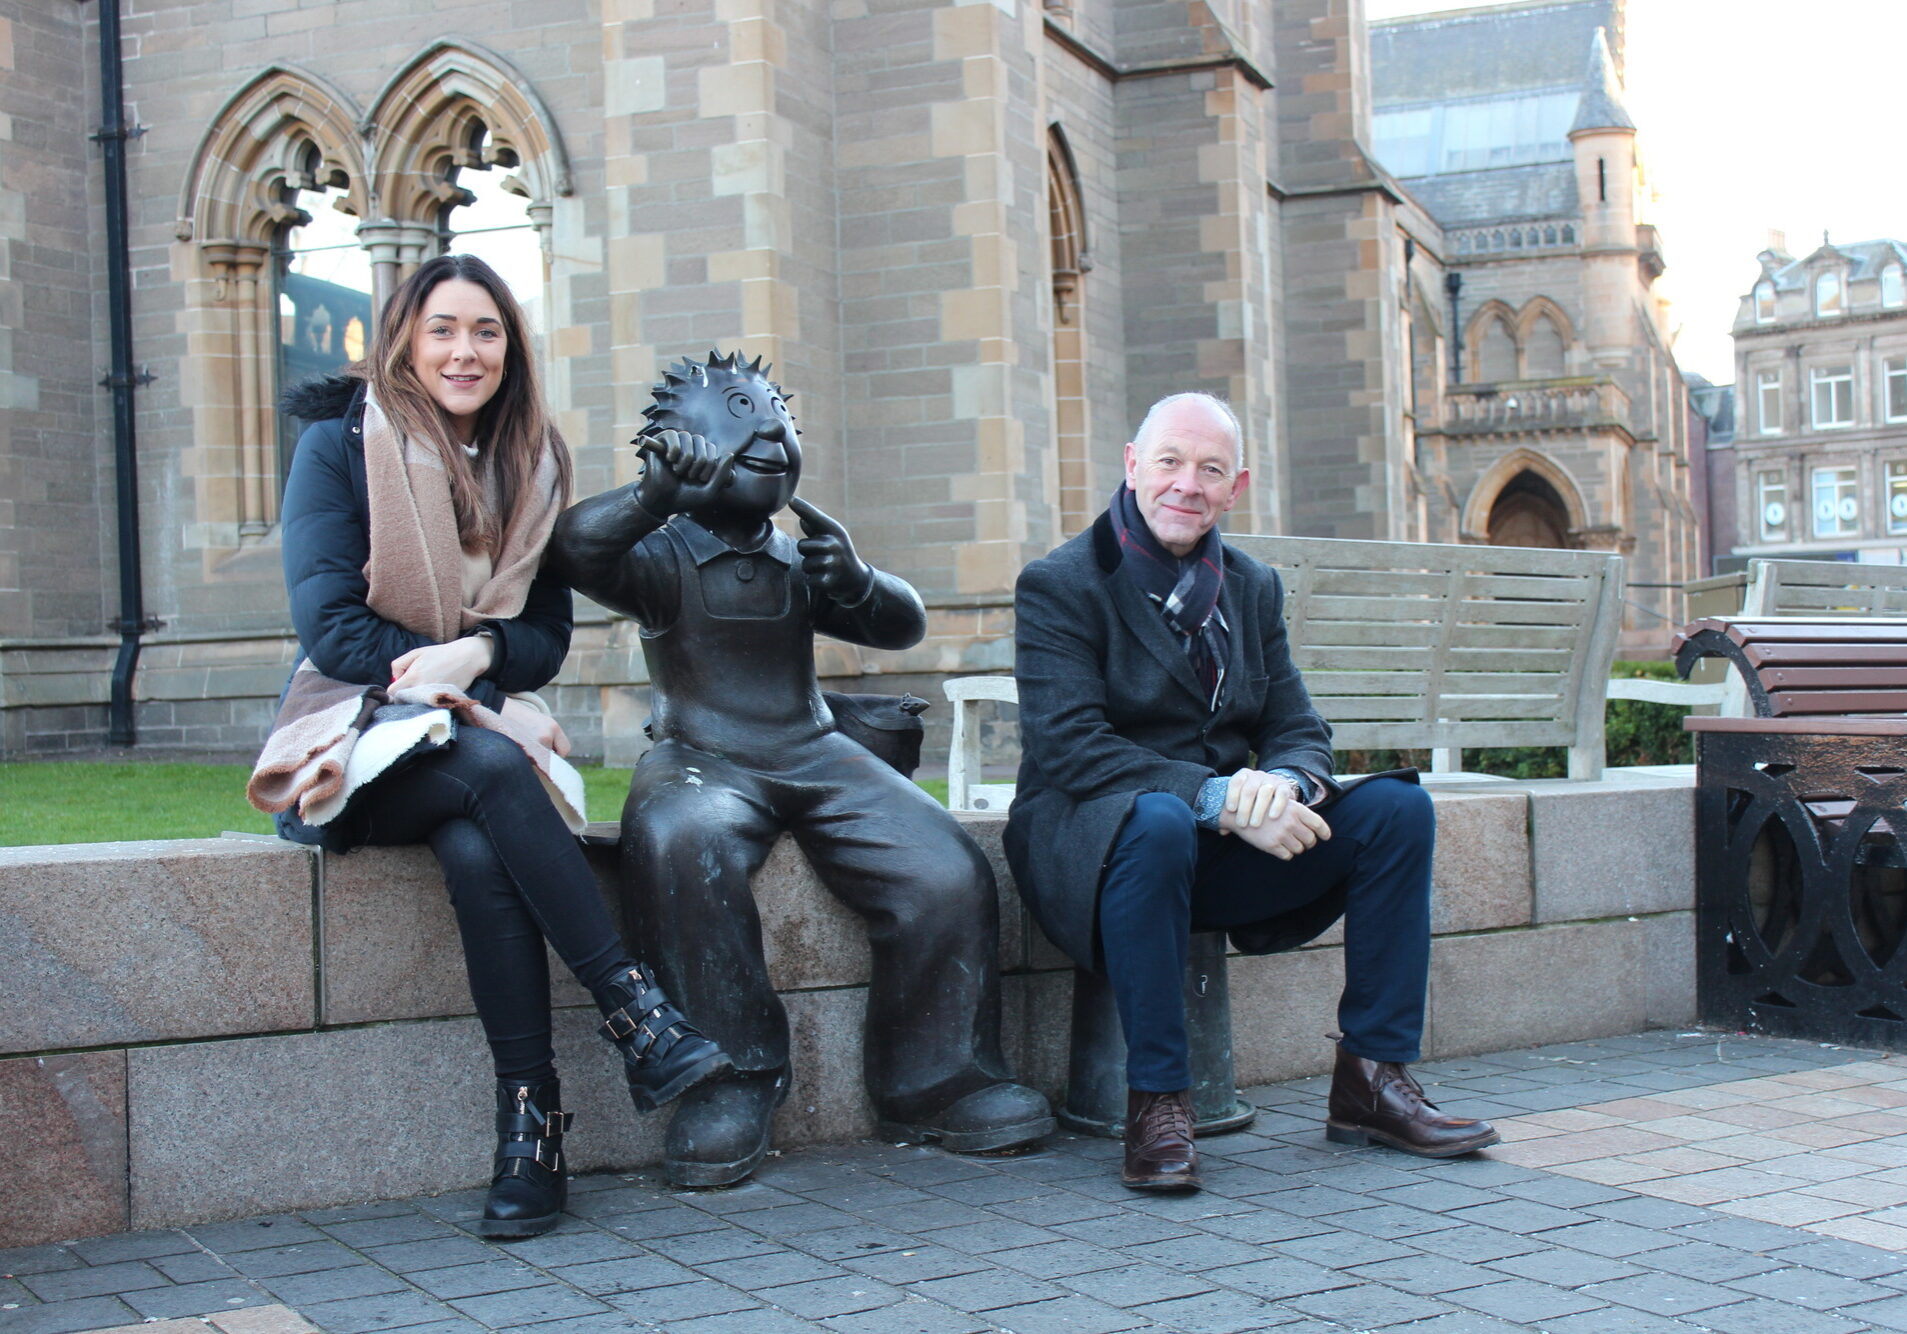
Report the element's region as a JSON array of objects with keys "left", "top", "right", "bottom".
[{"left": 281, "top": 371, "right": 363, "bottom": 423}]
